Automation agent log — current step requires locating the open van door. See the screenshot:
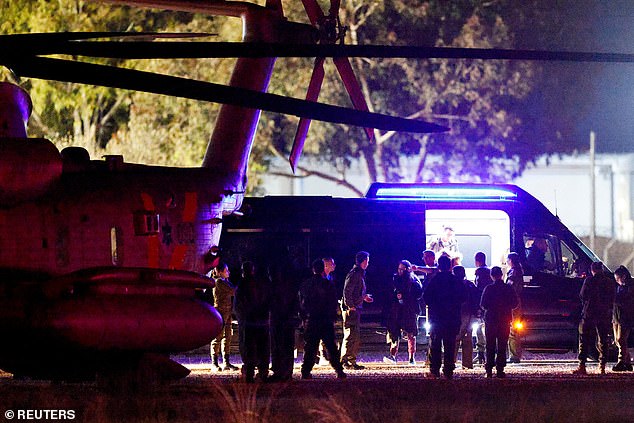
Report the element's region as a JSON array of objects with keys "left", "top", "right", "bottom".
[{"left": 519, "top": 233, "right": 586, "bottom": 348}]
